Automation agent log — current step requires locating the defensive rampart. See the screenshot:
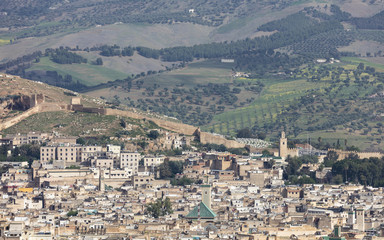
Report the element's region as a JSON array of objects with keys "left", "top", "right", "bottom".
[
  {"left": 0, "top": 105, "right": 41, "bottom": 131},
  {"left": 105, "top": 108, "right": 245, "bottom": 148},
  {"left": 105, "top": 108, "right": 197, "bottom": 135},
  {"left": 328, "top": 148, "right": 384, "bottom": 160},
  {"left": 0, "top": 101, "right": 246, "bottom": 149}
]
